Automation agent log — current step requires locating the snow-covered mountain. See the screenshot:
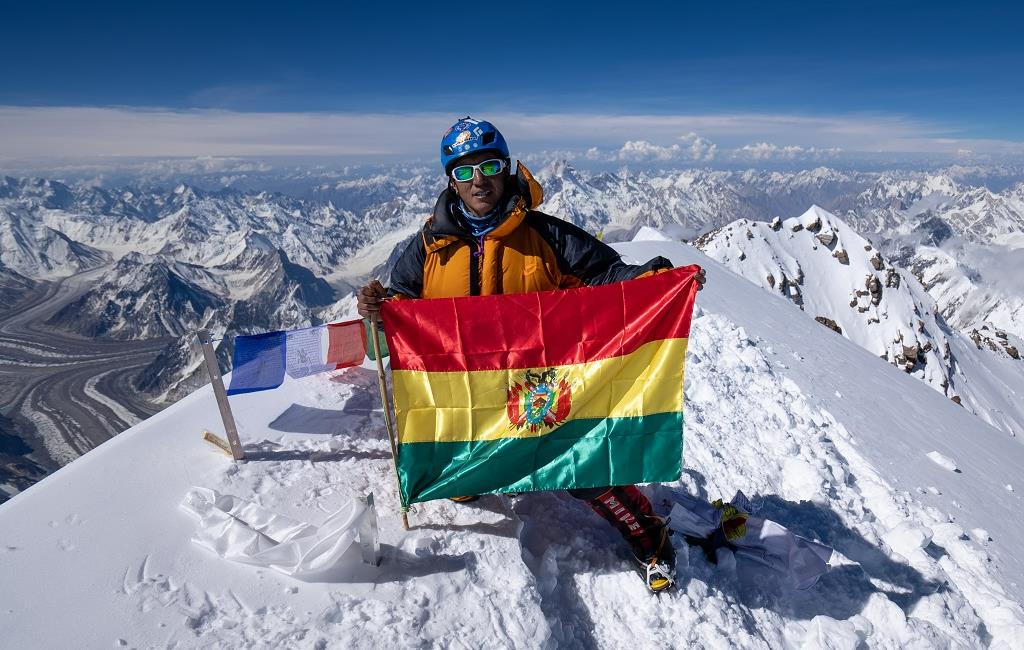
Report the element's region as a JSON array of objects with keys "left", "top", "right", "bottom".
[
  {"left": 3, "top": 166, "right": 1023, "bottom": 501},
  {"left": 695, "top": 205, "right": 1024, "bottom": 438},
  {"left": 2, "top": 238, "right": 1022, "bottom": 648},
  {"left": 844, "top": 173, "right": 1024, "bottom": 247},
  {"left": 0, "top": 203, "right": 107, "bottom": 279},
  {"left": 536, "top": 161, "right": 765, "bottom": 240},
  {"left": 896, "top": 239, "right": 1024, "bottom": 342}
]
